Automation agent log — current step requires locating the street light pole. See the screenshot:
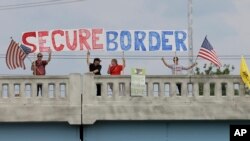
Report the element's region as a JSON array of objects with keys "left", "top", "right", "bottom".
[{"left": 188, "top": 0, "right": 194, "bottom": 73}]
